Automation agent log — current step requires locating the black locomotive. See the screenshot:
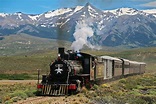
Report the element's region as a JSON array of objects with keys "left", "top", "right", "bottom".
[
  {"left": 37, "top": 47, "right": 146, "bottom": 96},
  {"left": 37, "top": 47, "right": 96, "bottom": 95}
]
